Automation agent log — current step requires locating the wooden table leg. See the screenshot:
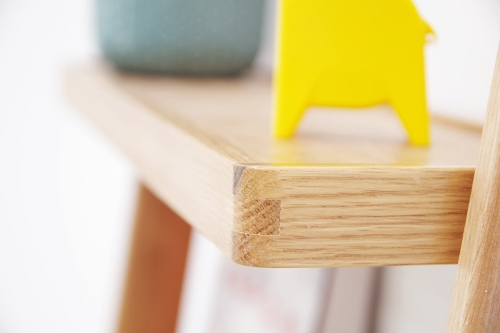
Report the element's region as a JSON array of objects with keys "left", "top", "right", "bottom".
[
  {"left": 118, "top": 185, "right": 191, "bottom": 333},
  {"left": 446, "top": 48, "right": 500, "bottom": 332}
]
